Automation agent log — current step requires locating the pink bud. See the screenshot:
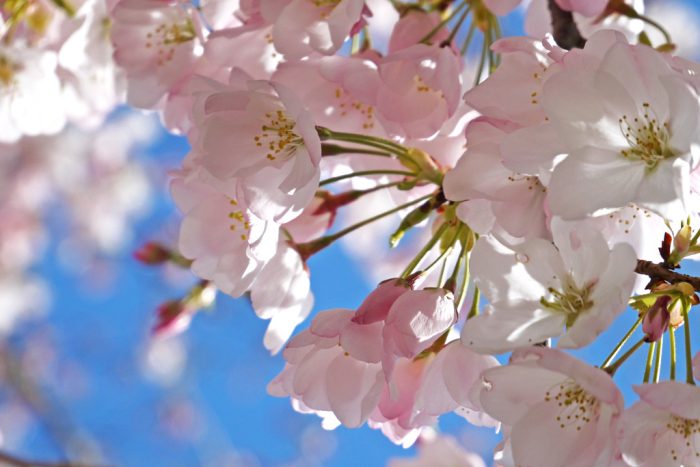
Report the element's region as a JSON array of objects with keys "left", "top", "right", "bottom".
[
  {"left": 152, "top": 300, "right": 191, "bottom": 338},
  {"left": 352, "top": 278, "right": 412, "bottom": 325},
  {"left": 674, "top": 225, "right": 692, "bottom": 254},
  {"left": 642, "top": 295, "right": 671, "bottom": 342},
  {"left": 134, "top": 242, "right": 171, "bottom": 265}
]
